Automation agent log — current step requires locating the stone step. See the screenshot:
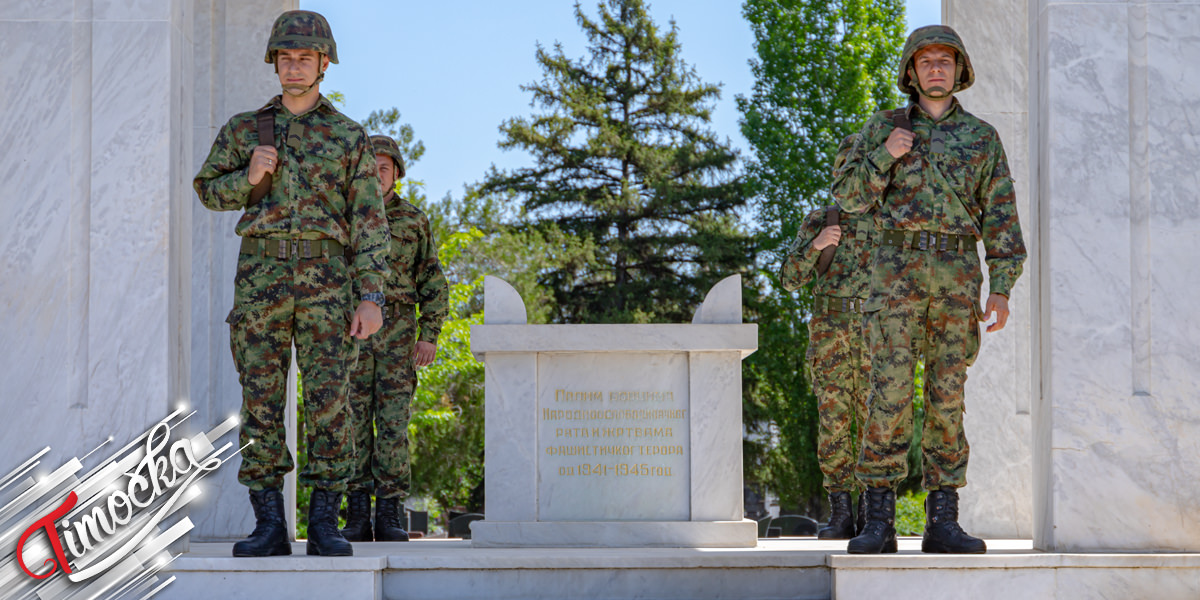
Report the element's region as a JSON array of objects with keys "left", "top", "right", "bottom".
[{"left": 159, "top": 539, "right": 1200, "bottom": 600}]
